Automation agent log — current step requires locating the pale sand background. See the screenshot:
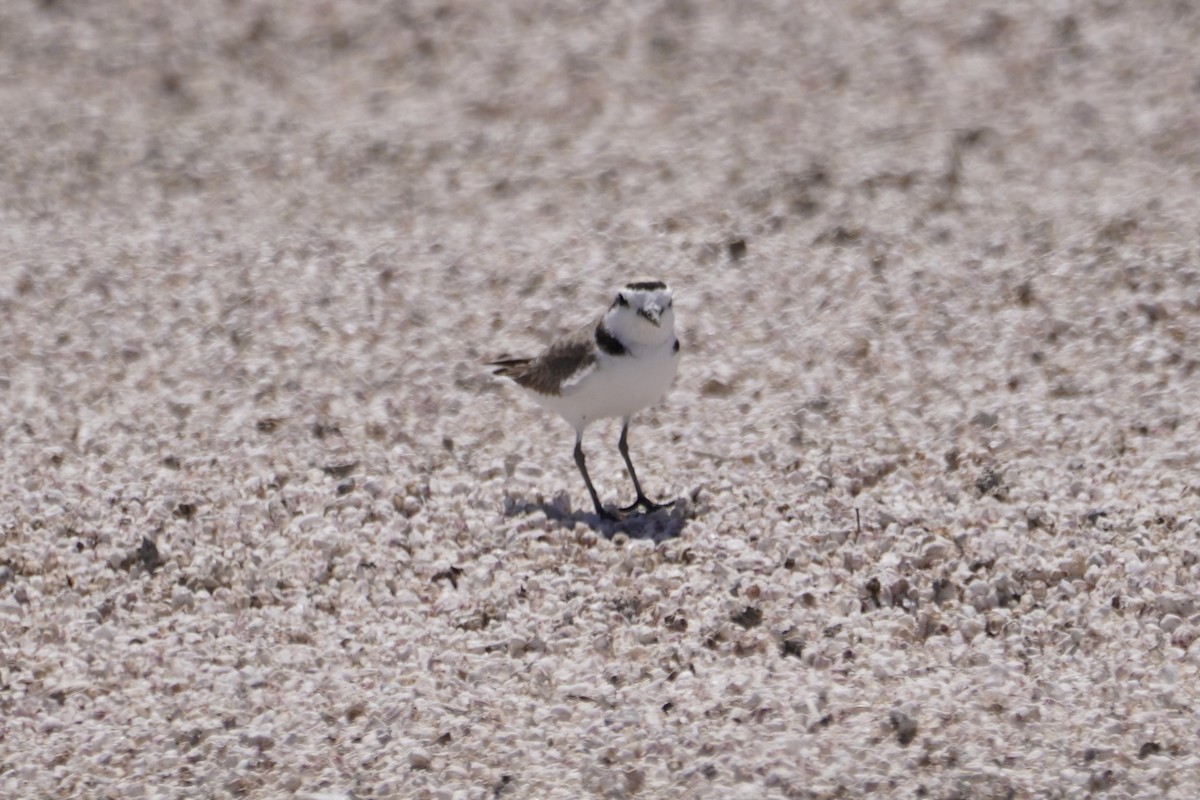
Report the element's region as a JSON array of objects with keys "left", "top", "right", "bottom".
[{"left": 2, "top": 1, "right": 1200, "bottom": 797}]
